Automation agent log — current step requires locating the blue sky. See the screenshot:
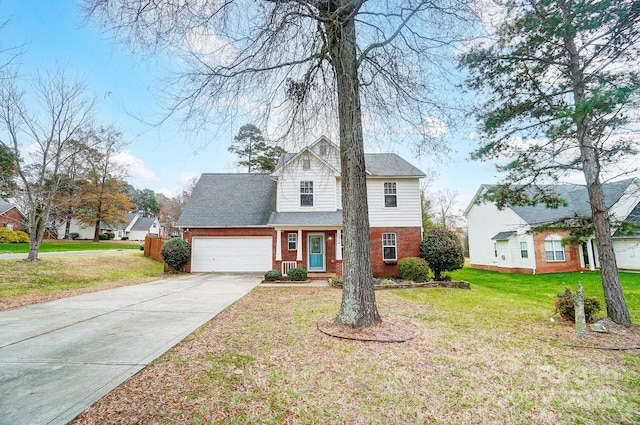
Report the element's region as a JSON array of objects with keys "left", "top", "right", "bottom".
[{"left": 2, "top": 0, "right": 501, "bottom": 213}]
